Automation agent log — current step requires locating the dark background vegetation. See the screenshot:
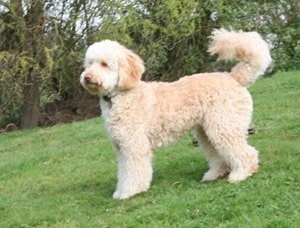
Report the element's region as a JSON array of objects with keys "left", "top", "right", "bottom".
[{"left": 0, "top": 0, "right": 299, "bottom": 129}]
